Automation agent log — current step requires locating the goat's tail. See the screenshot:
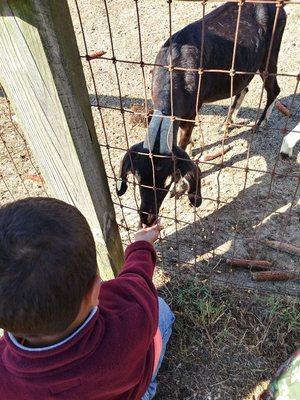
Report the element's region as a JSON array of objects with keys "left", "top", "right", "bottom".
[
  {"left": 254, "top": 5, "right": 269, "bottom": 32},
  {"left": 255, "top": 2, "right": 287, "bottom": 32}
]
